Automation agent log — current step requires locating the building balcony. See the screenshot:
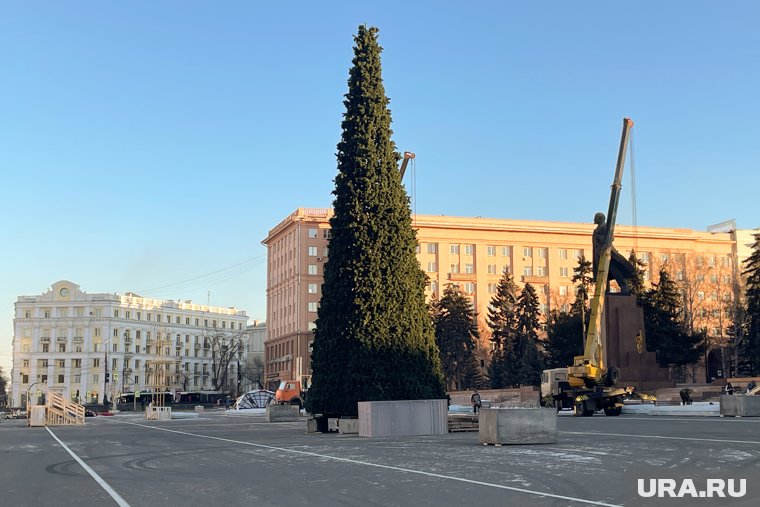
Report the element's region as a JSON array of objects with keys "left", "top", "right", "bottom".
[
  {"left": 41, "top": 337, "right": 50, "bottom": 343},
  {"left": 447, "top": 273, "right": 476, "bottom": 281},
  {"left": 56, "top": 337, "right": 67, "bottom": 343},
  {"left": 522, "top": 275, "right": 550, "bottom": 284},
  {"left": 73, "top": 336, "right": 83, "bottom": 344}
]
